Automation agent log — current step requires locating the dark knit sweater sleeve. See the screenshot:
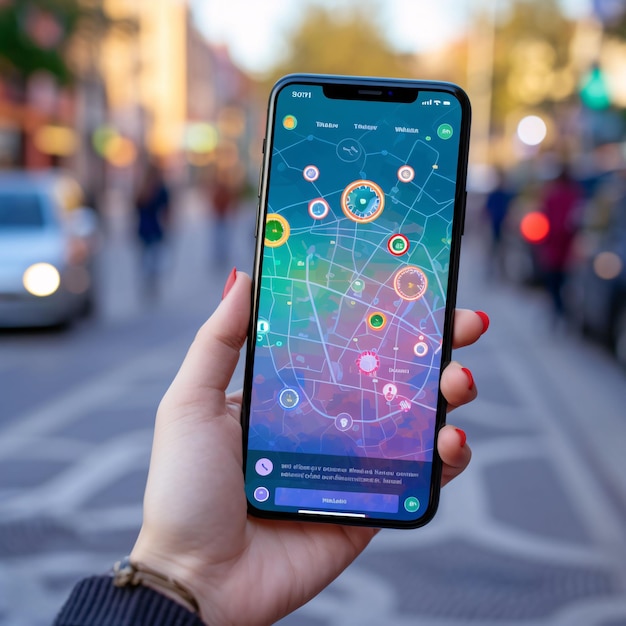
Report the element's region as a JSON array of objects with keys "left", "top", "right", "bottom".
[{"left": 53, "top": 575, "right": 205, "bottom": 626}]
